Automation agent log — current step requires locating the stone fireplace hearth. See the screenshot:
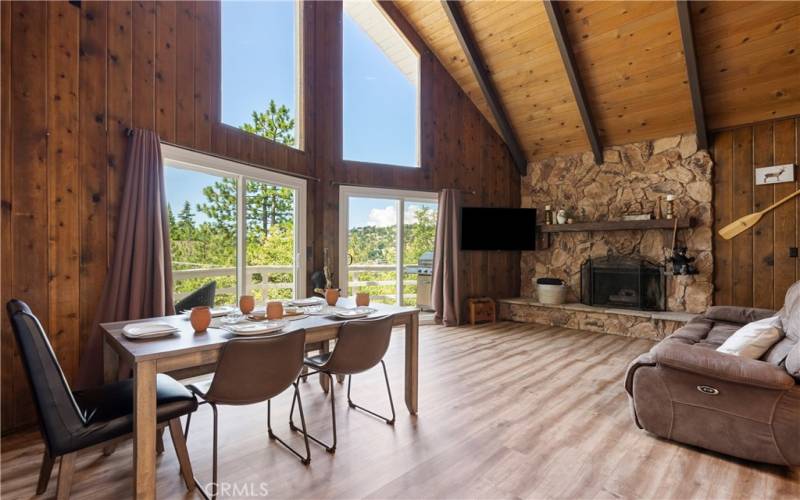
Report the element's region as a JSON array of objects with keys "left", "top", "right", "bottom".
[{"left": 580, "top": 256, "right": 665, "bottom": 311}]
